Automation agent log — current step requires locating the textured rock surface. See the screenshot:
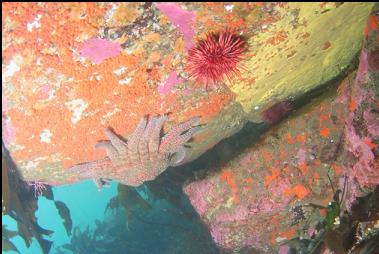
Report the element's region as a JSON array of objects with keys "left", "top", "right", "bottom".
[
  {"left": 229, "top": 2, "right": 374, "bottom": 116},
  {"left": 1, "top": 3, "right": 375, "bottom": 186},
  {"left": 184, "top": 84, "right": 349, "bottom": 252},
  {"left": 183, "top": 9, "right": 379, "bottom": 252}
]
